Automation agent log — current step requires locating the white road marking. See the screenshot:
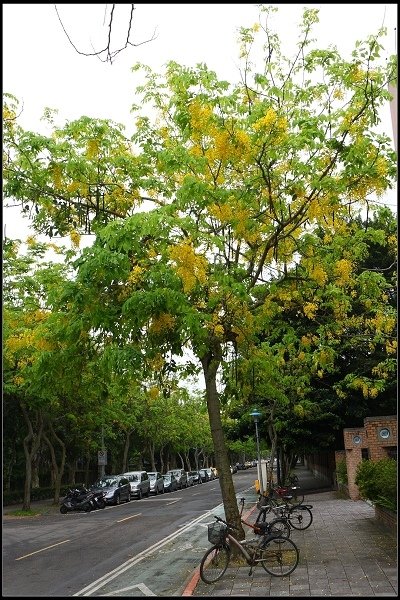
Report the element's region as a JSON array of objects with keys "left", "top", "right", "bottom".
[
  {"left": 16, "top": 539, "right": 70, "bottom": 560},
  {"left": 101, "top": 583, "right": 156, "bottom": 596},
  {"left": 116, "top": 513, "right": 141, "bottom": 523},
  {"left": 73, "top": 506, "right": 222, "bottom": 596},
  {"left": 165, "top": 500, "right": 180, "bottom": 505}
]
